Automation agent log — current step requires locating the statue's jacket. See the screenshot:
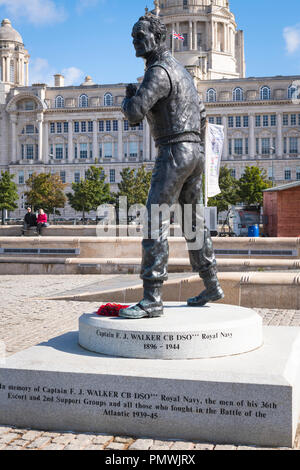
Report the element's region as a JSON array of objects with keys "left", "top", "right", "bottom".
[{"left": 122, "top": 50, "right": 206, "bottom": 147}]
